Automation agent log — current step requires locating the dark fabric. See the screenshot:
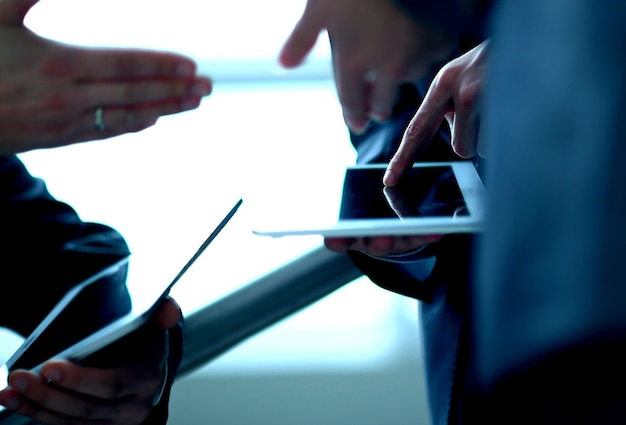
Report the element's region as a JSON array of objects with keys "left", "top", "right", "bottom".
[
  {"left": 479, "top": 0, "right": 626, "bottom": 382},
  {"left": 392, "top": 0, "right": 495, "bottom": 38},
  {"left": 474, "top": 0, "right": 626, "bottom": 422},
  {"left": 478, "top": 340, "right": 626, "bottom": 425},
  {"left": 0, "top": 155, "right": 131, "bottom": 336},
  {"left": 0, "top": 155, "right": 178, "bottom": 424}
]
